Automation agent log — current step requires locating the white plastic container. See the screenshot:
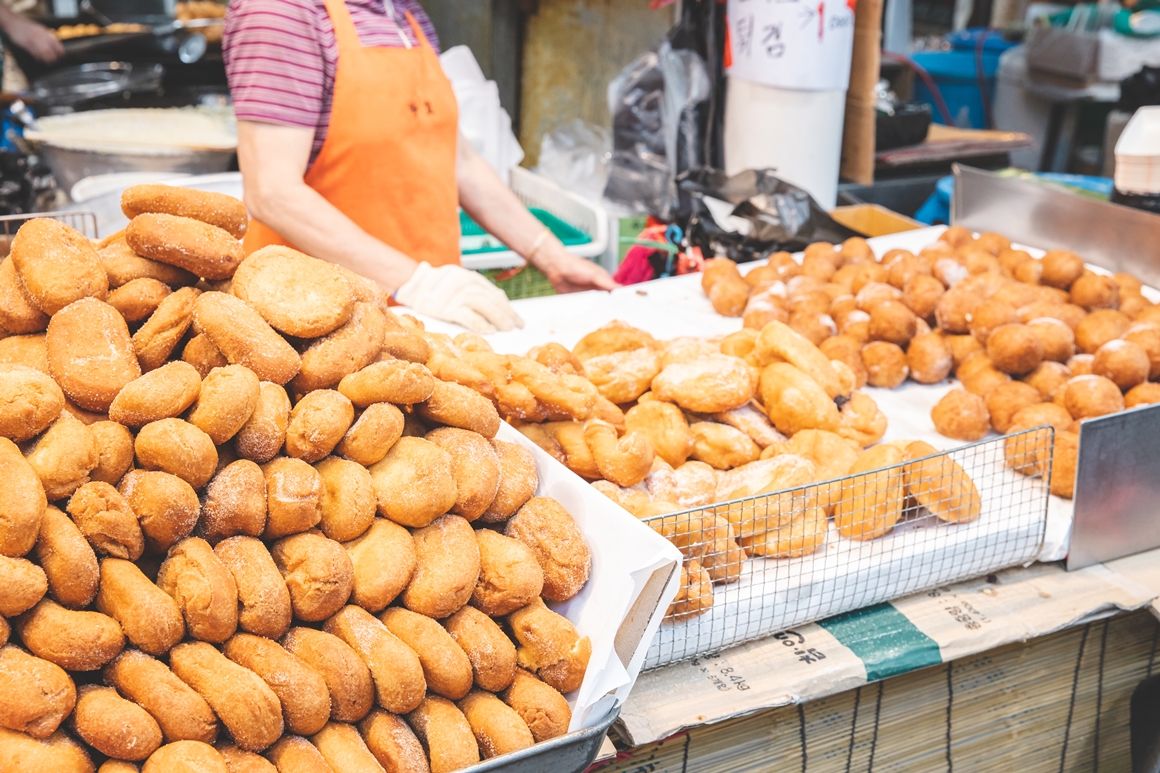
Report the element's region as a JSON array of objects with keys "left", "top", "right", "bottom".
[{"left": 1115, "top": 106, "right": 1160, "bottom": 195}]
